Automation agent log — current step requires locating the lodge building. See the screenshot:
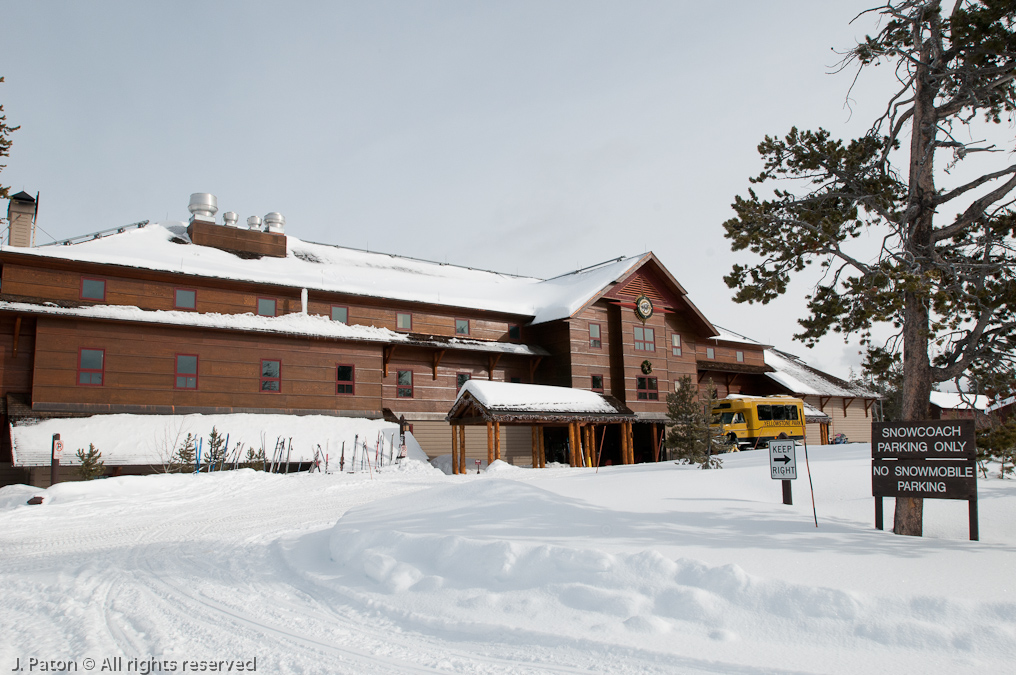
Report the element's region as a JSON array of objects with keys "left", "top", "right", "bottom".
[{"left": 0, "top": 192, "right": 877, "bottom": 480}]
